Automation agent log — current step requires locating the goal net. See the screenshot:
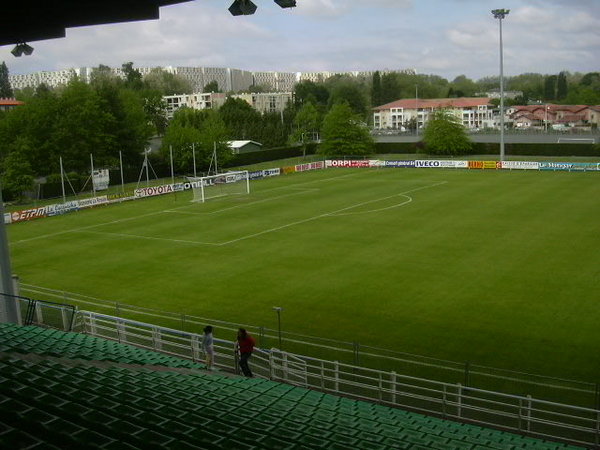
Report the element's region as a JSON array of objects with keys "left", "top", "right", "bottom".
[{"left": 187, "top": 171, "right": 250, "bottom": 203}]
